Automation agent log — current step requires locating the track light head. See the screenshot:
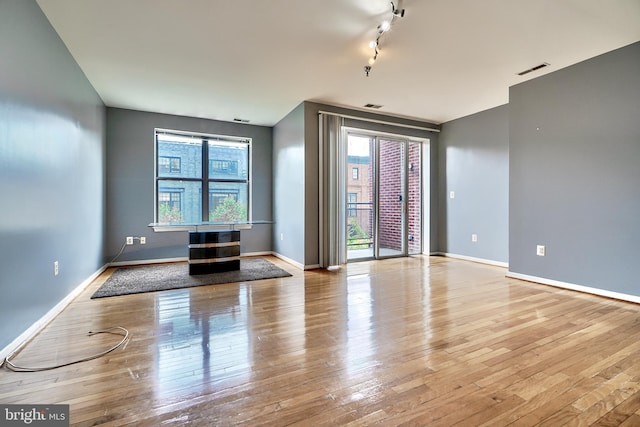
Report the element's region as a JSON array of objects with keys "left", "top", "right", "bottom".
[
  {"left": 363, "top": 1, "right": 405, "bottom": 77},
  {"left": 392, "top": 0, "right": 405, "bottom": 18}
]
